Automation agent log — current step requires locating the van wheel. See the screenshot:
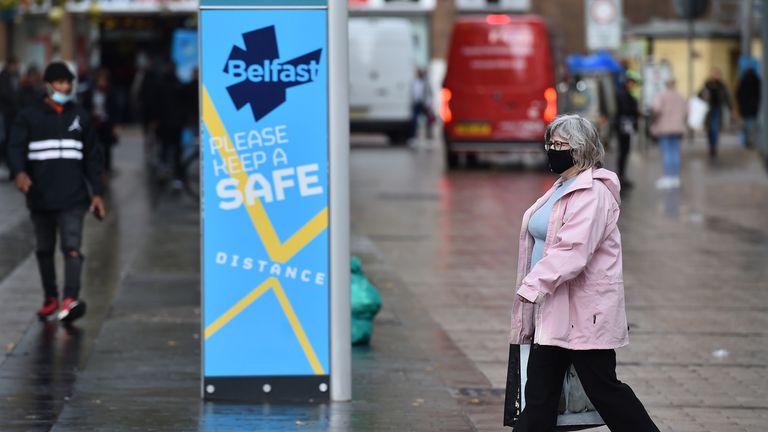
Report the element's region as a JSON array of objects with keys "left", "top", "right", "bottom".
[
  {"left": 446, "top": 150, "right": 459, "bottom": 169},
  {"left": 387, "top": 132, "right": 409, "bottom": 146}
]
